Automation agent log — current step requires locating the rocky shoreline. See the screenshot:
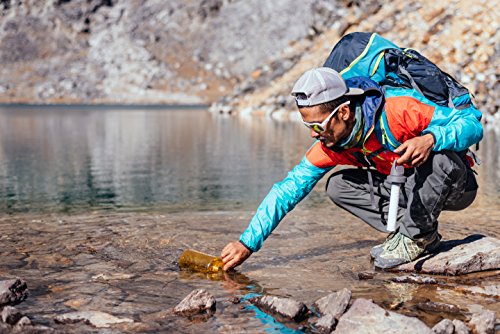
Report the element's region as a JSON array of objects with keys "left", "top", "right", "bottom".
[{"left": 1, "top": 234, "right": 498, "bottom": 333}]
